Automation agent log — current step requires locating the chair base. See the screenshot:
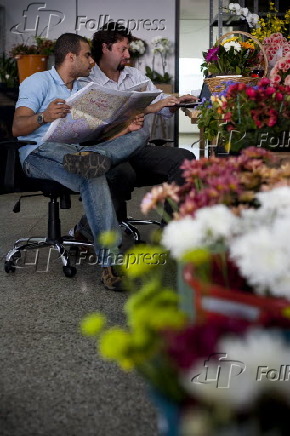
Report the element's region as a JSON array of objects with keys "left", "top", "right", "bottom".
[
  {"left": 120, "top": 218, "right": 161, "bottom": 242},
  {"left": 5, "top": 236, "right": 93, "bottom": 277}
]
